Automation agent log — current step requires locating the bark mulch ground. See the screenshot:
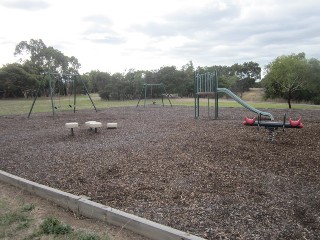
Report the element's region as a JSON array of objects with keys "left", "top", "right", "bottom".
[{"left": 0, "top": 106, "right": 319, "bottom": 239}]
